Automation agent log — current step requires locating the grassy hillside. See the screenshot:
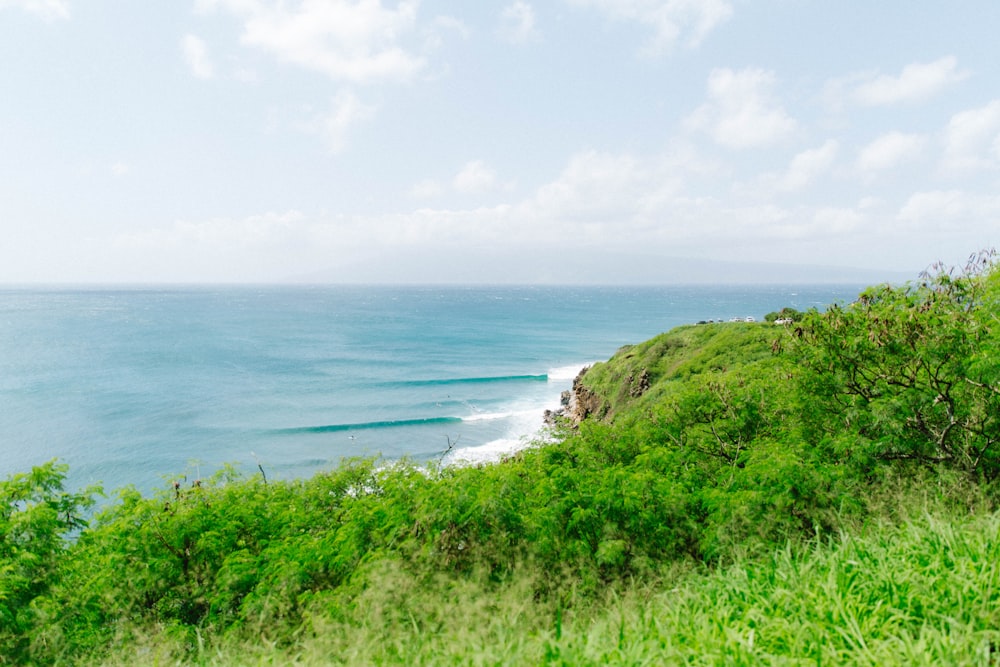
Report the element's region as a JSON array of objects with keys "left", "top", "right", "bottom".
[
  {"left": 568, "top": 321, "right": 787, "bottom": 423},
  {"left": 5, "top": 251, "right": 1000, "bottom": 665}
]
